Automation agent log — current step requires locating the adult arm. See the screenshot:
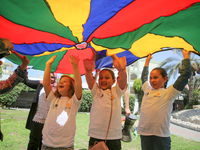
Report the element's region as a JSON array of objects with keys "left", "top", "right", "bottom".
[
  {"left": 24, "top": 78, "right": 40, "bottom": 89},
  {"left": 0, "top": 51, "right": 29, "bottom": 94}
]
